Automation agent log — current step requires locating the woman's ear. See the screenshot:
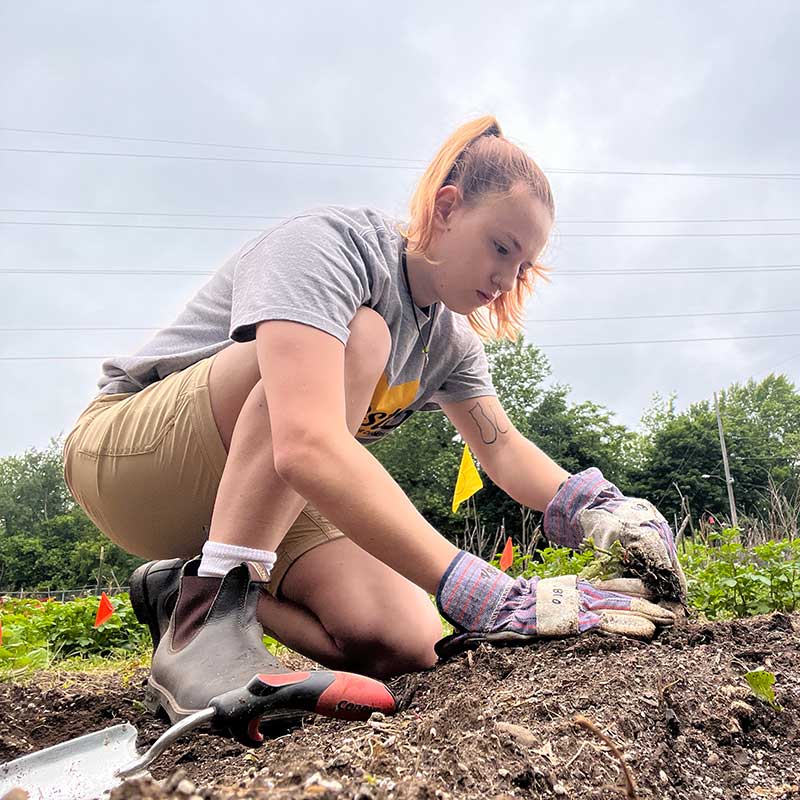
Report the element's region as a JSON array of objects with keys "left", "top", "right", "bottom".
[{"left": 432, "top": 185, "right": 461, "bottom": 232}]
